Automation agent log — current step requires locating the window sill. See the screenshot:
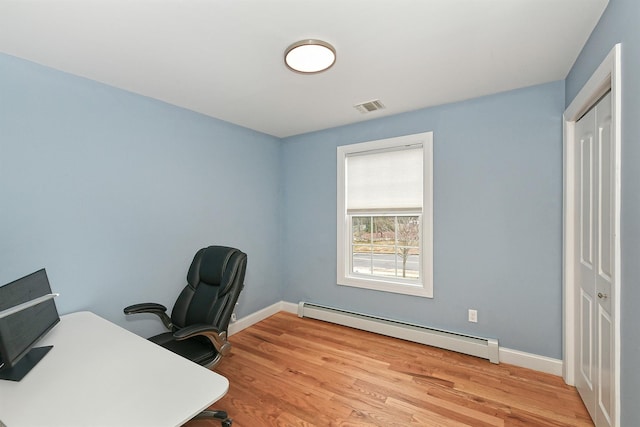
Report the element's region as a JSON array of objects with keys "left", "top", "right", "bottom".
[{"left": 337, "top": 276, "right": 433, "bottom": 298}]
